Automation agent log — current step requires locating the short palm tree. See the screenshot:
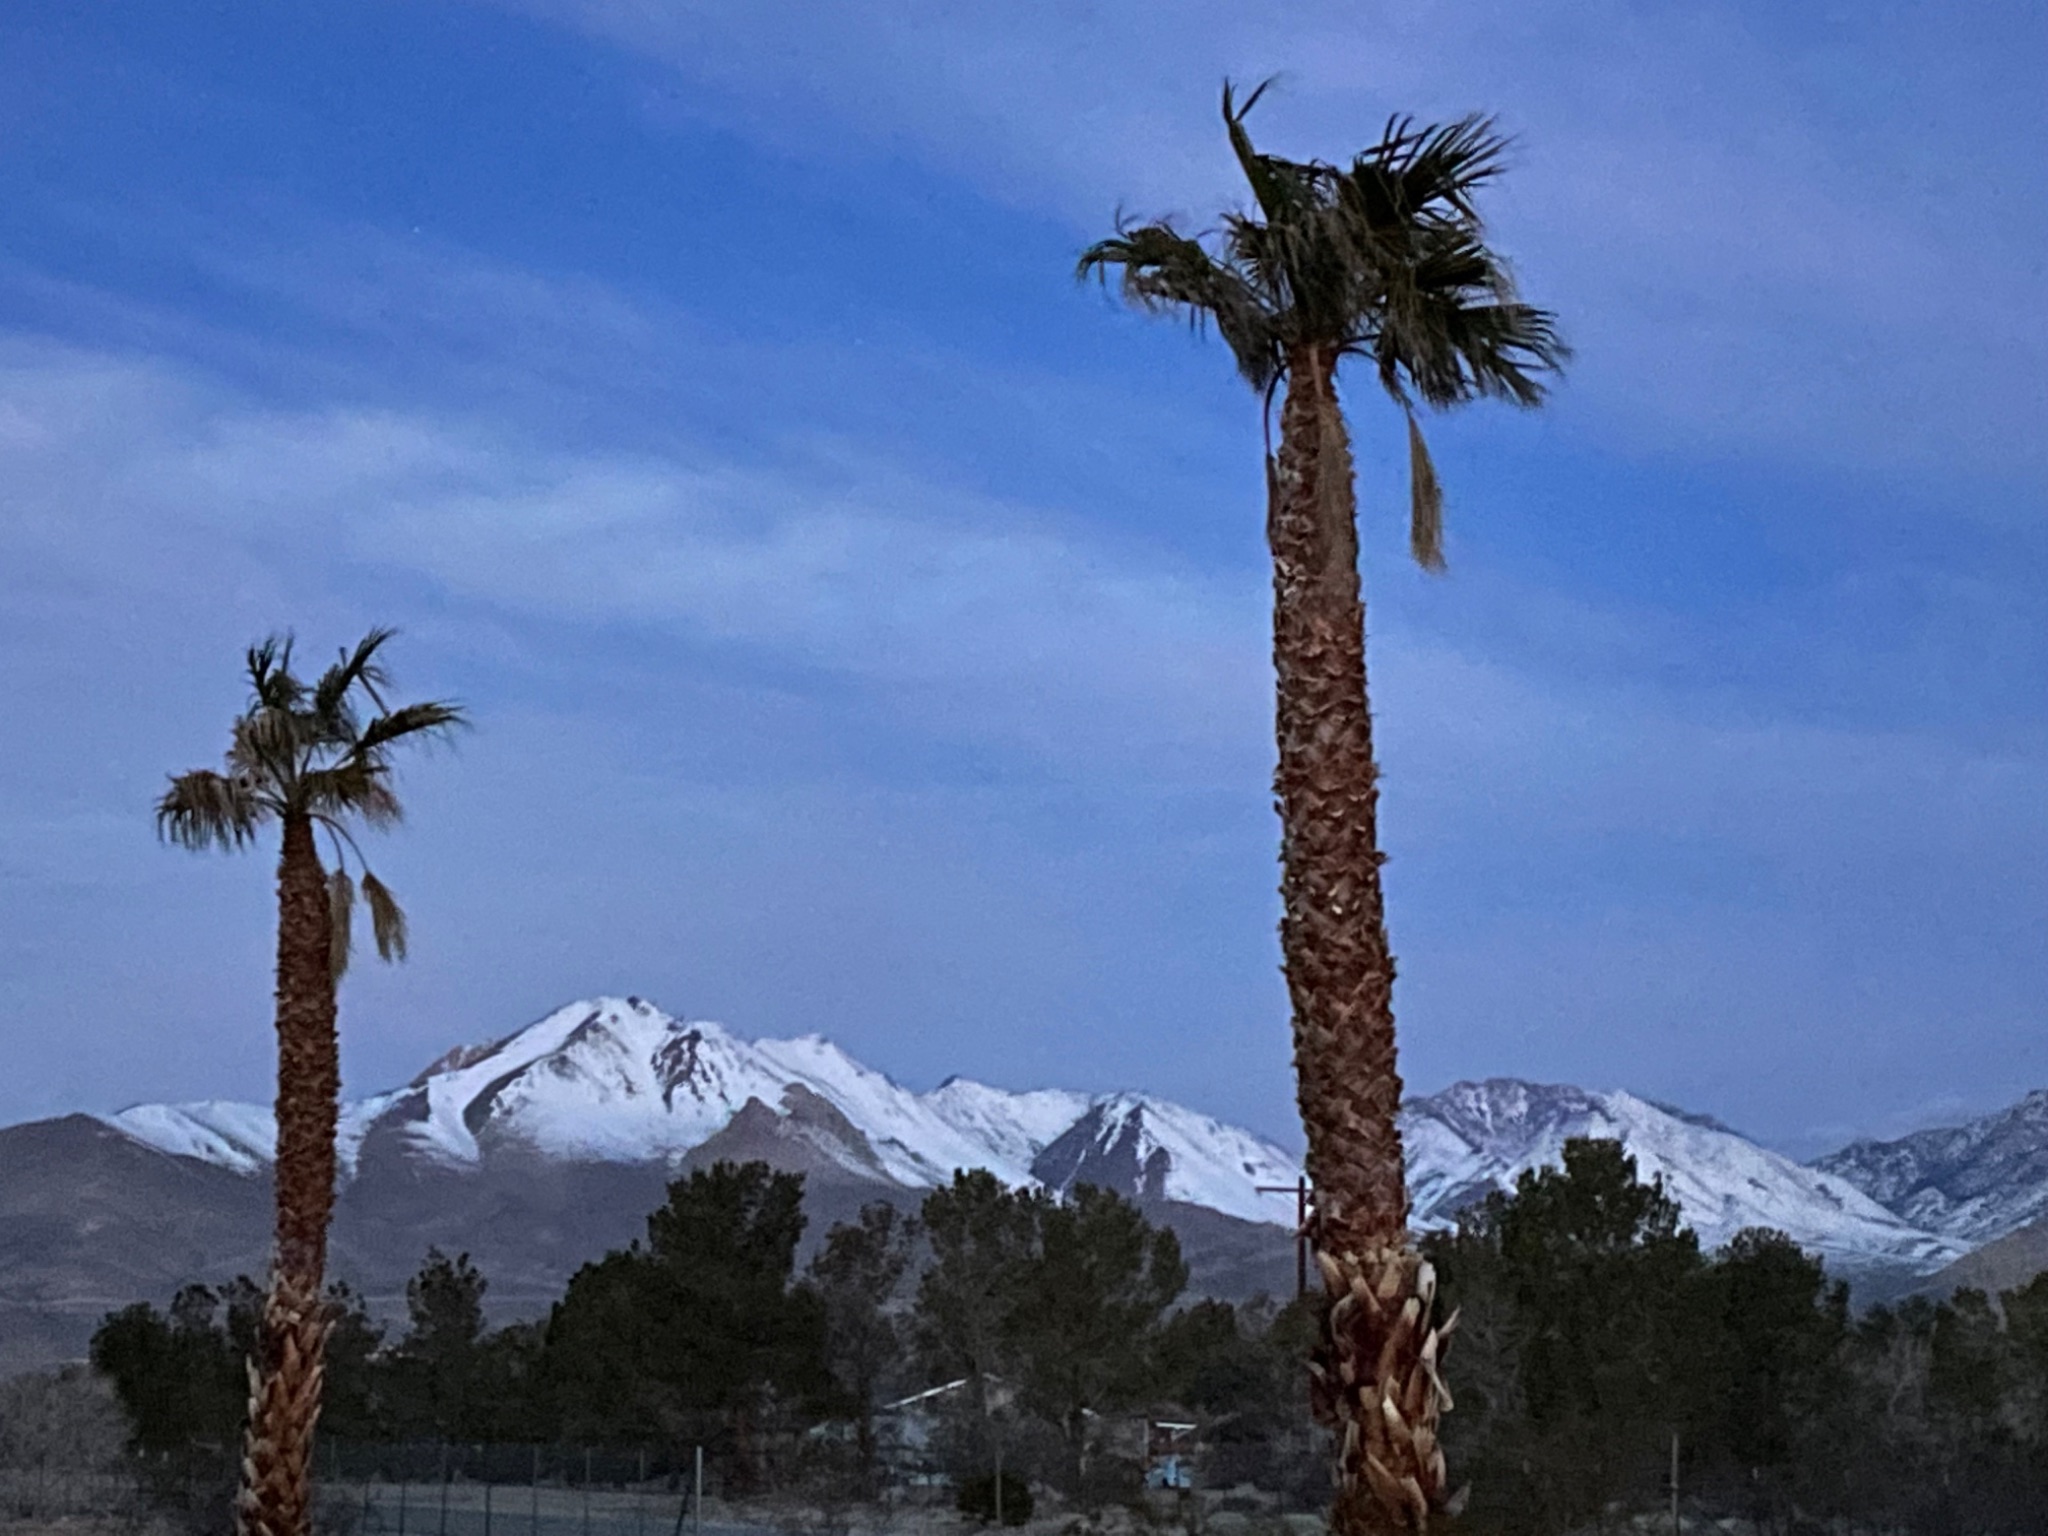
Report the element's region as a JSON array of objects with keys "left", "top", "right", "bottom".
[
  {"left": 1081, "top": 83, "right": 1565, "bottom": 1534},
  {"left": 158, "top": 628, "right": 462, "bottom": 1536}
]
